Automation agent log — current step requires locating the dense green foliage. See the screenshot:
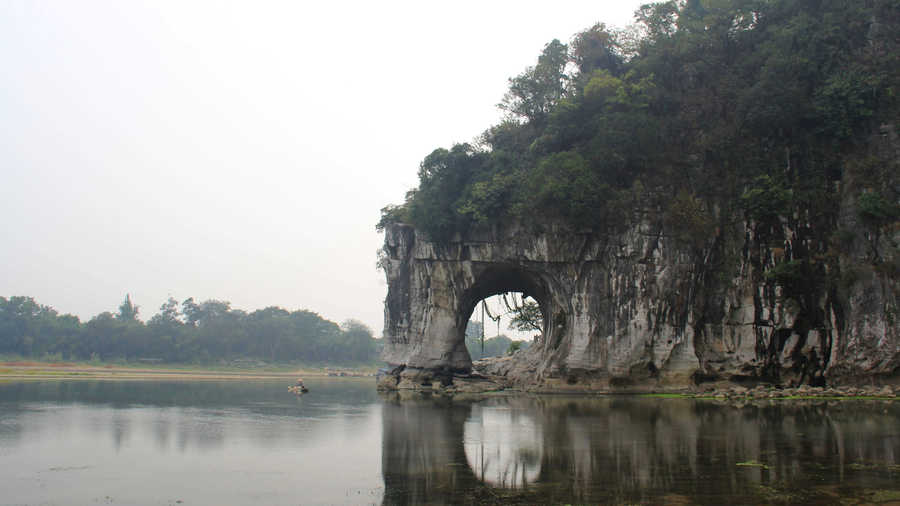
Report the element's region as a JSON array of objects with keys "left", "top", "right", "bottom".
[
  {"left": 0, "top": 295, "right": 379, "bottom": 365},
  {"left": 379, "top": 0, "right": 900, "bottom": 243}
]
